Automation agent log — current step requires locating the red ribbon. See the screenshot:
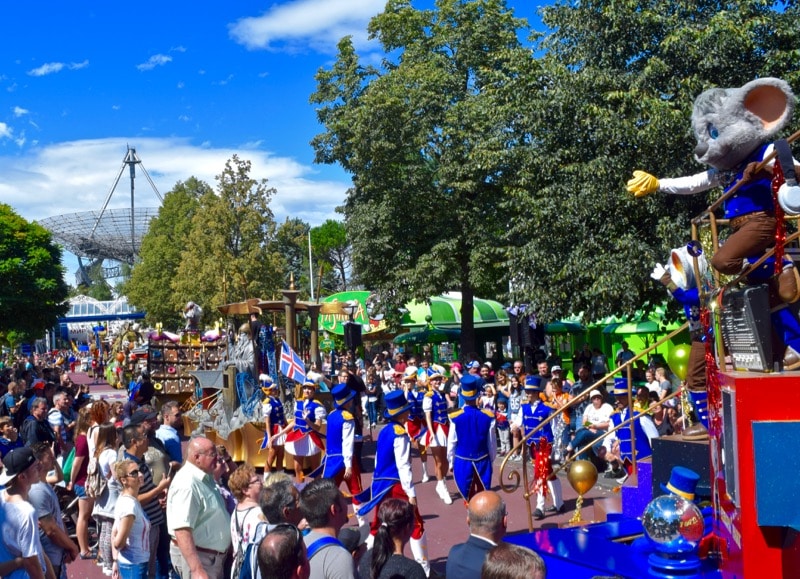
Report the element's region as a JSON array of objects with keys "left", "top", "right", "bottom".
[
  {"left": 700, "top": 307, "right": 722, "bottom": 437},
  {"left": 530, "top": 437, "right": 552, "bottom": 497},
  {"left": 772, "top": 161, "right": 787, "bottom": 274}
]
